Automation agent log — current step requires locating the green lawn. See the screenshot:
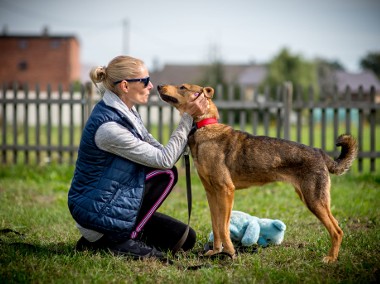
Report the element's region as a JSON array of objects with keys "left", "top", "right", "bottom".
[{"left": 1, "top": 164, "right": 379, "bottom": 283}]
